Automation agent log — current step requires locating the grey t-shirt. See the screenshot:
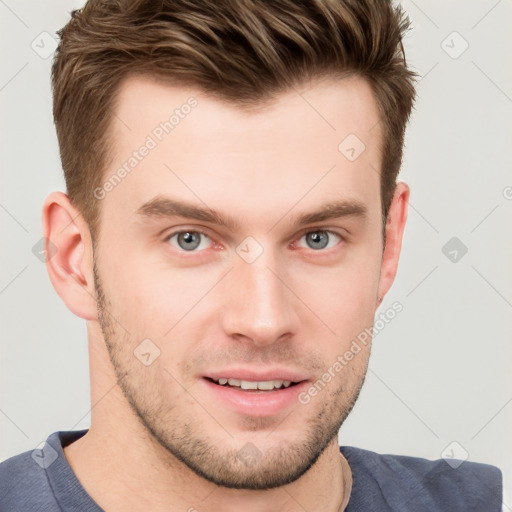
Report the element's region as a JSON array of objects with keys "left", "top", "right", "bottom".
[{"left": 0, "top": 430, "right": 503, "bottom": 511}]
